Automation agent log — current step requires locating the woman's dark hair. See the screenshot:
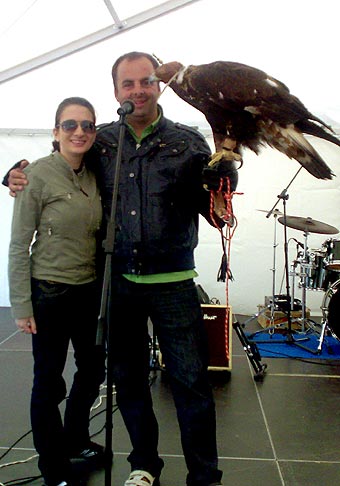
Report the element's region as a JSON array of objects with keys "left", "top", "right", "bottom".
[
  {"left": 111, "top": 51, "right": 160, "bottom": 89},
  {"left": 52, "top": 97, "right": 96, "bottom": 152}
]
